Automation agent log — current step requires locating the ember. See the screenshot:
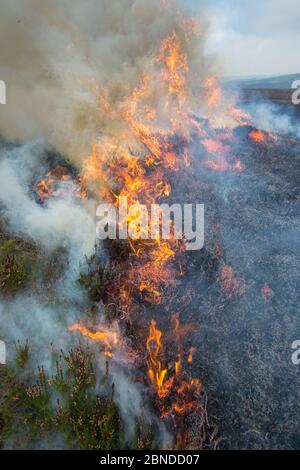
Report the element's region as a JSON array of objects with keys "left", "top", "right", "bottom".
[
  {"left": 36, "top": 166, "right": 87, "bottom": 201},
  {"left": 249, "top": 129, "right": 267, "bottom": 144},
  {"left": 217, "top": 265, "right": 246, "bottom": 298}
]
